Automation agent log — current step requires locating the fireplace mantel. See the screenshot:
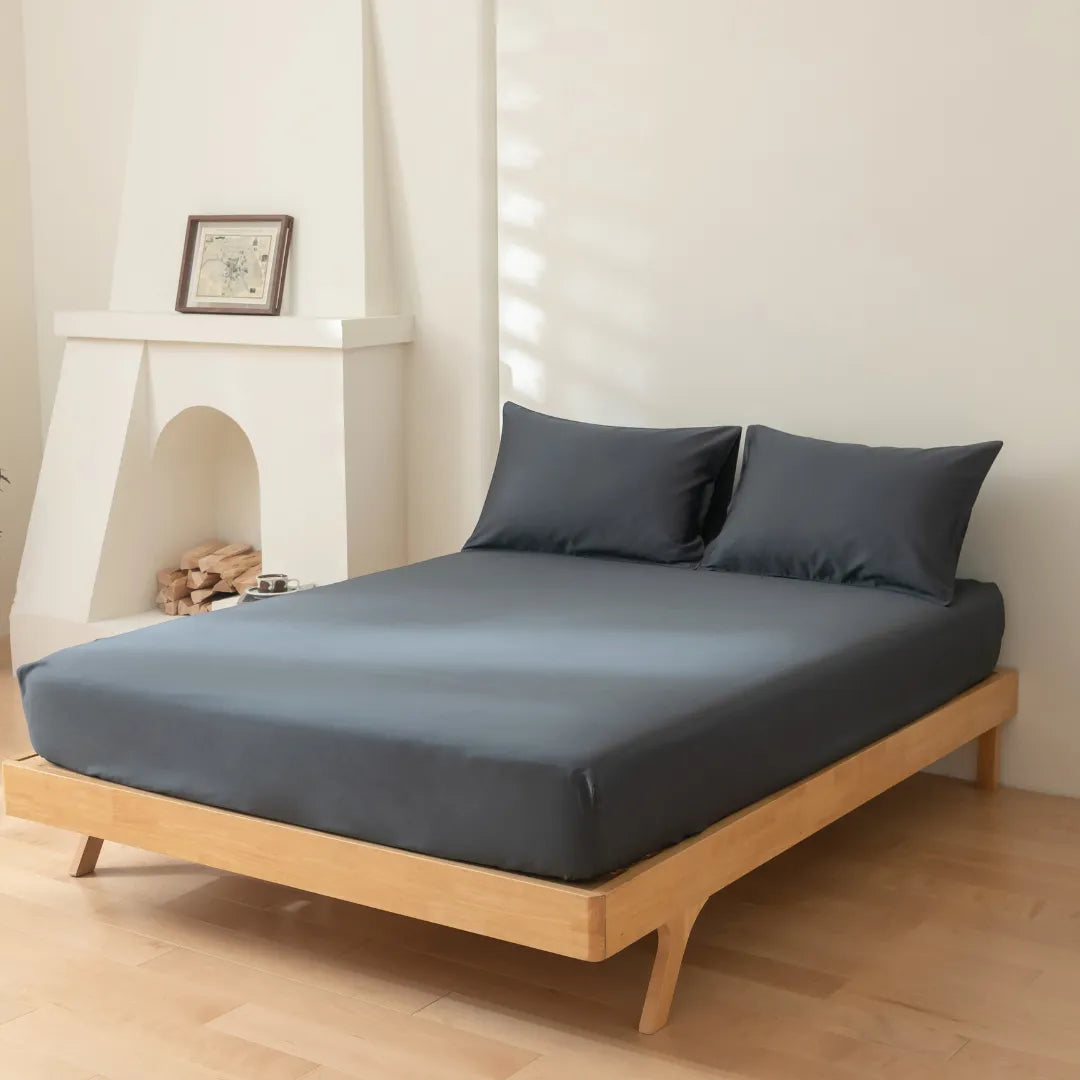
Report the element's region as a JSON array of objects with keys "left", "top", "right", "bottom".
[{"left": 55, "top": 311, "right": 414, "bottom": 351}]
